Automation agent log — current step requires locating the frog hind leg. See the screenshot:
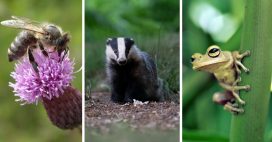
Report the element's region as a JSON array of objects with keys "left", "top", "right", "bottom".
[
  {"left": 231, "top": 91, "right": 245, "bottom": 105},
  {"left": 219, "top": 82, "right": 250, "bottom": 105},
  {"left": 213, "top": 91, "right": 233, "bottom": 105},
  {"left": 213, "top": 92, "right": 244, "bottom": 114},
  {"left": 224, "top": 102, "right": 244, "bottom": 114}
]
